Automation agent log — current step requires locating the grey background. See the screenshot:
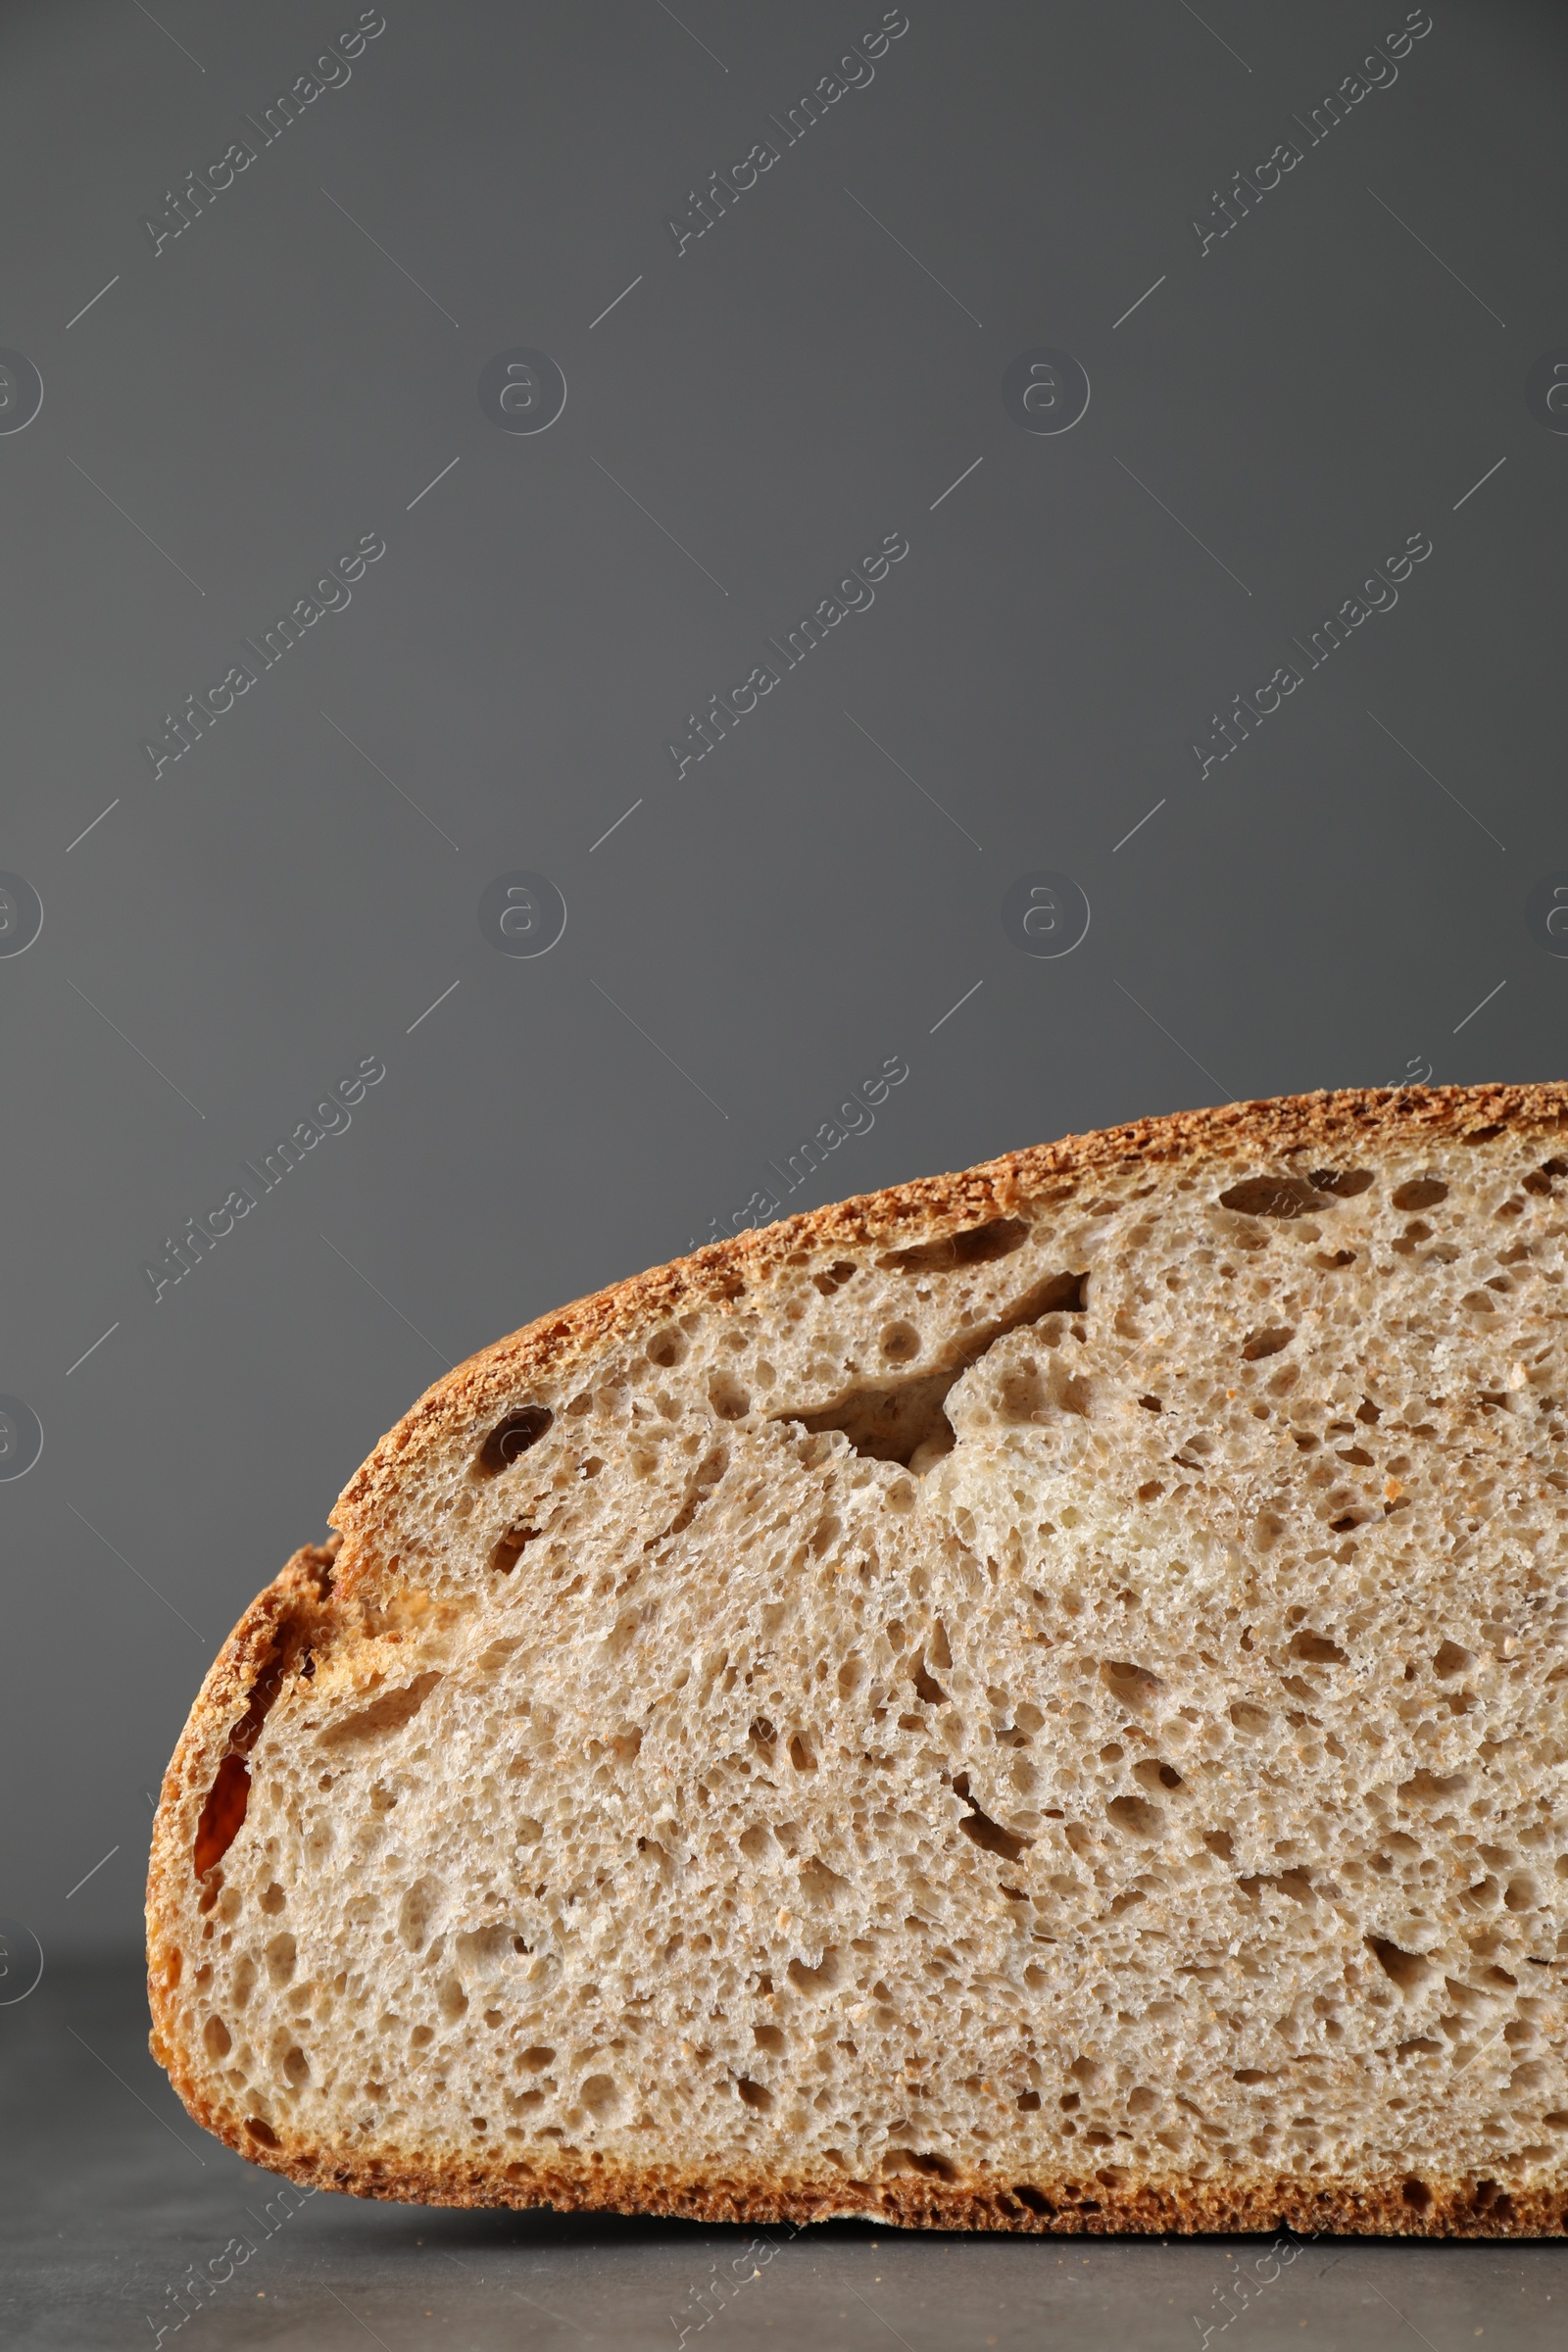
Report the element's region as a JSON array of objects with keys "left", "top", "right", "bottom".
[{"left": 2, "top": 0, "right": 1567, "bottom": 2339}]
